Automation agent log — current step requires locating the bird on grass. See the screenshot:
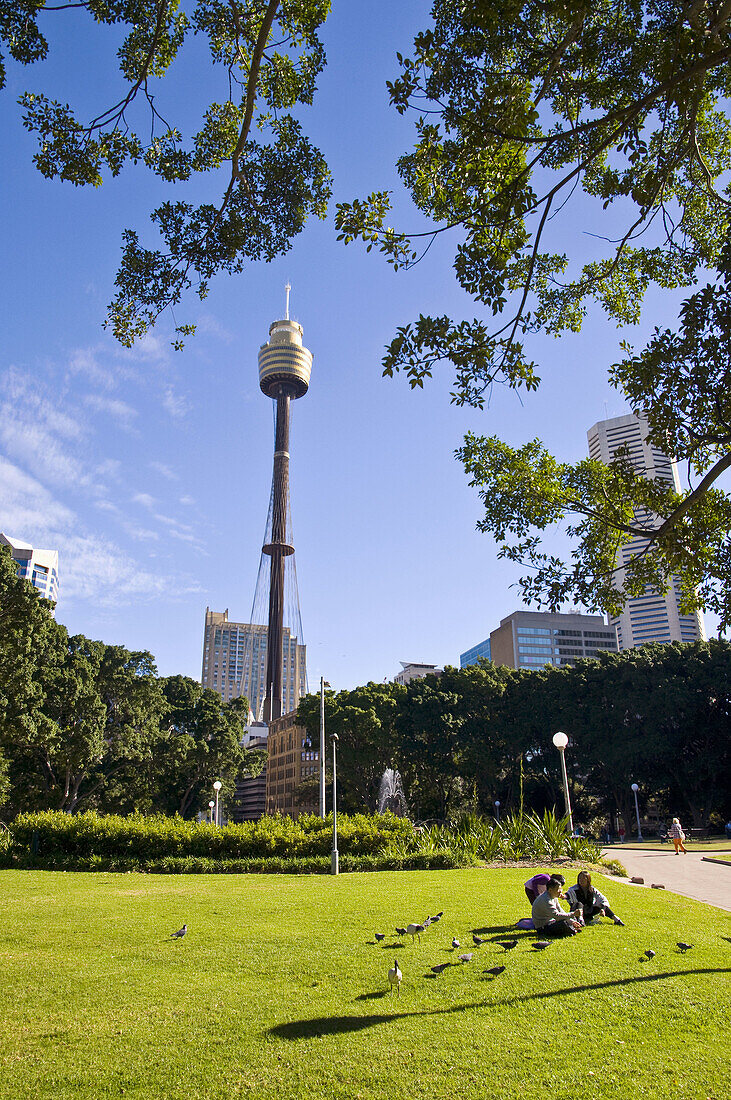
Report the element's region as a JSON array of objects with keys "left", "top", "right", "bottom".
[
  {"left": 642, "top": 949, "right": 656, "bottom": 961},
  {"left": 395, "top": 927, "right": 407, "bottom": 937},
  {"left": 430, "top": 963, "right": 450, "bottom": 976},
  {"left": 532, "top": 941, "right": 551, "bottom": 951},
  {"left": 677, "top": 942, "right": 693, "bottom": 953},
  {"left": 374, "top": 932, "right": 385, "bottom": 943},
  {"left": 497, "top": 939, "right": 518, "bottom": 952},
  {"left": 458, "top": 953, "right": 474, "bottom": 964},
  {"left": 170, "top": 924, "right": 187, "bottom": 939},
  {"left": 406, "top": 923, "right": 425, "bottom": 944},
  {"left": 429, "top": 913, "right": 443, "bottom": 923},
  {"left": 452, "top": 938, "right": 460, "bottom": 950},
  {"left": 472, "top": 934, "right": 486, "bottom": 946},
  {"left": 483, "top": 965, "right": 506, "bottom": 979},
  {"left": 388, "top": 959, "right": 402, "bottom": 997}
]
